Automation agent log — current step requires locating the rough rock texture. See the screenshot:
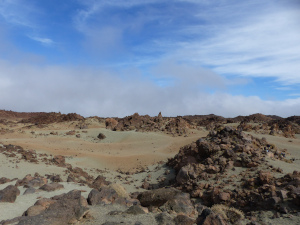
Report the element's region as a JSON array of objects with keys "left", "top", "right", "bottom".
[
  {"left": 16, "top": 190, "right": 89, "bottom": 225},
  {"left": 19, "top": 112, "right": 84, "bottom": 125},
  {"left": 160, "top": 192, "right": 194, "bottom": 216},
  {"left": 138, "top": 188, "right": 180, "bottom": 207},
  {"left": 0, "top": 185, "right": 20, "bottom": 203},
  {"left": 106, "top": 113, "right": 190, "bottom": 136},
  {"left": 167, "top": 126, "right": 300, "bottom": 213}
]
